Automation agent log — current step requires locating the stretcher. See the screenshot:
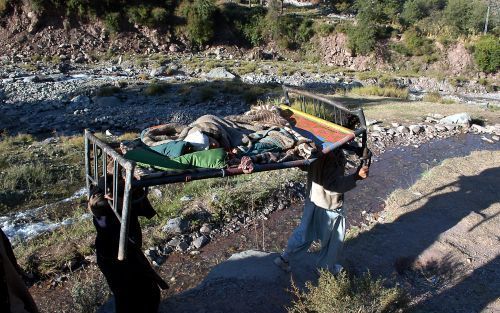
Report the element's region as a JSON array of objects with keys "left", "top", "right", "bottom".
[{"left": 84, "top": 86, "right": 369, "bottom": 260}]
